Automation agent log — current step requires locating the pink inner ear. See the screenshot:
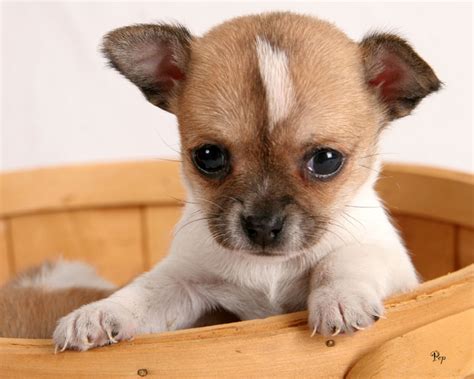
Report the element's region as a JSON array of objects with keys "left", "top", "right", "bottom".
[
  {"left": 134, "top": 42, "right": 185, "bottom": 91},
  {"left": 368, "top": 53, "right": 408, "bottom": 101},
  {"left": 157, "top": 53, "right": 185, "bottom": 82},
  {"left": 153, "top": 43, "right": 185, "bottom": 92}
]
